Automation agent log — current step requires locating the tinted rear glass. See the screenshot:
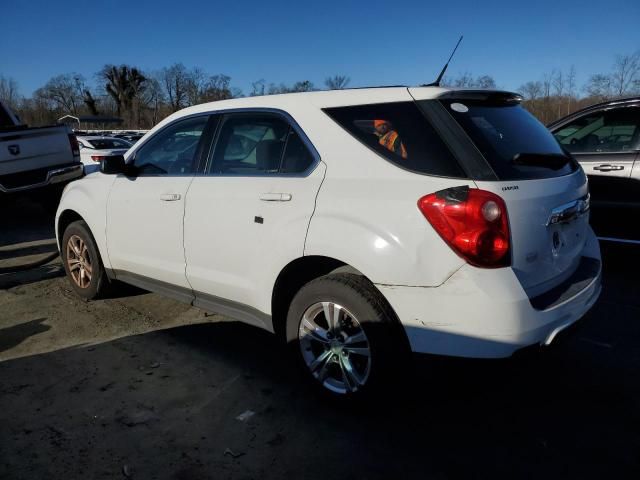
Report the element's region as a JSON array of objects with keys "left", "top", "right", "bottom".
[
  {"left": 440, "top": 100, "right": 578, "bottom": 180},
  {"left": 324, "top": 102, "right": 466, "bottom": 178}
]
